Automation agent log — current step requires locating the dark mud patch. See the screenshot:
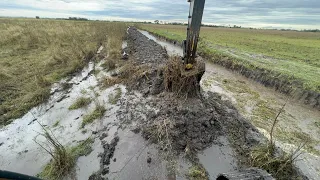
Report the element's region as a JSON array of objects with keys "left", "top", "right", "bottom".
[
  {"left": 89, "top": 136, "right": 120, "bottom": 179},
  {"left": 127, "top": 27, "right": 168, "bottom": 64},
  {"left": 118, "top": 90, "right": 264, "bottom": 166}
]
